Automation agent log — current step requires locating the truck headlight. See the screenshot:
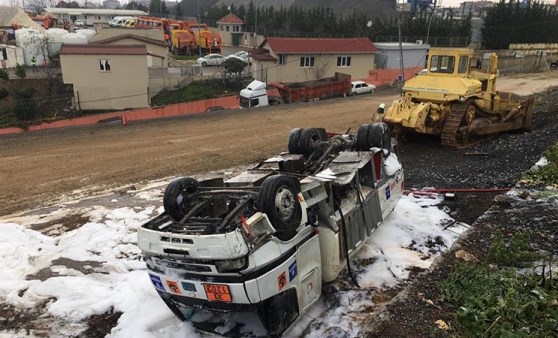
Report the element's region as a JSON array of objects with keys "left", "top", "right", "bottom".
[
  {"left": 215, "top": 257, "right": 248, "bottom": 273},
  {"left": 459, "top": 96, "right": 466, "bottom": 102}
]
